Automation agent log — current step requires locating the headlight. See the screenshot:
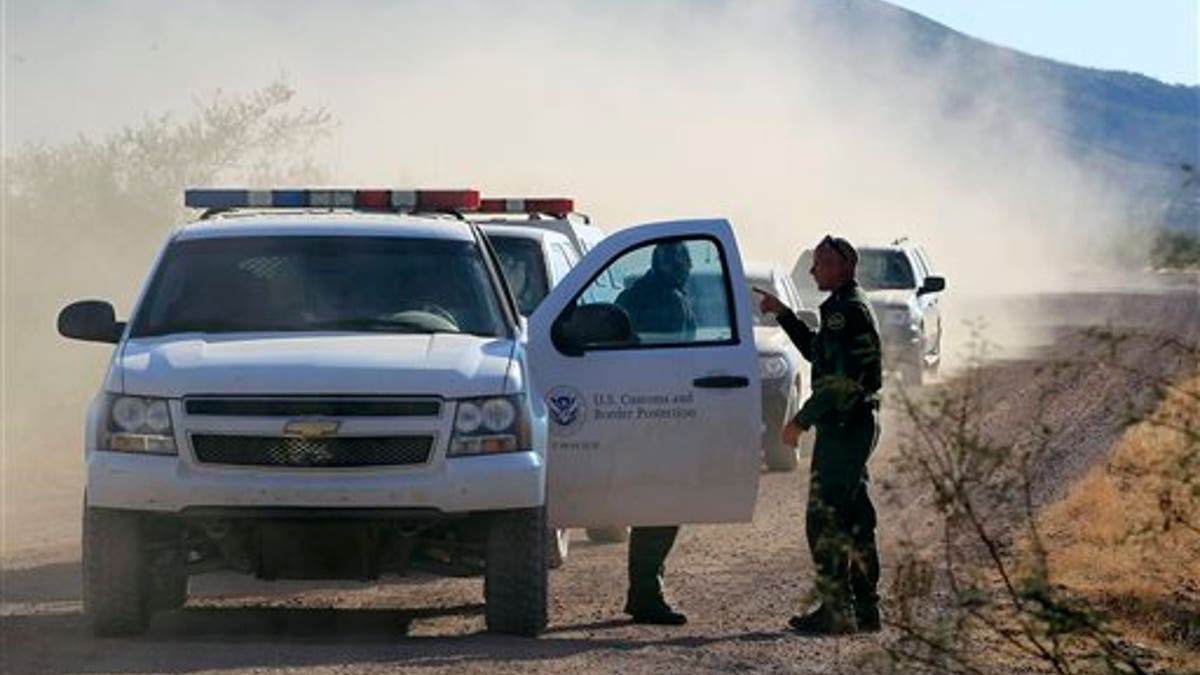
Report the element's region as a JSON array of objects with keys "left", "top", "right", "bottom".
[
  {"left": 758, "top": 354, "right": 790, "bottom": 380},
  {"left": 448, "top": 395, "right": 530, "bottom": 456},
  {"left": 104, "top": 395, "right": 177, "bottom": 455}
]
